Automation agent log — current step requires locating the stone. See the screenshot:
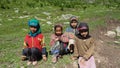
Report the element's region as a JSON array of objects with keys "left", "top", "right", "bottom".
[
  {"left": 105, "top": 31, "right": 116, "bottom": 38},
  {"left": 116, "top": 26, "right": 120, "bottom": 36}
]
